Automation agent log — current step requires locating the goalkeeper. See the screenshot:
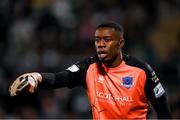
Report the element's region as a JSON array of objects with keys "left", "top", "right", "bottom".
[{"left": 9, "top": 22, "right": 172, "bottom": 119}]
